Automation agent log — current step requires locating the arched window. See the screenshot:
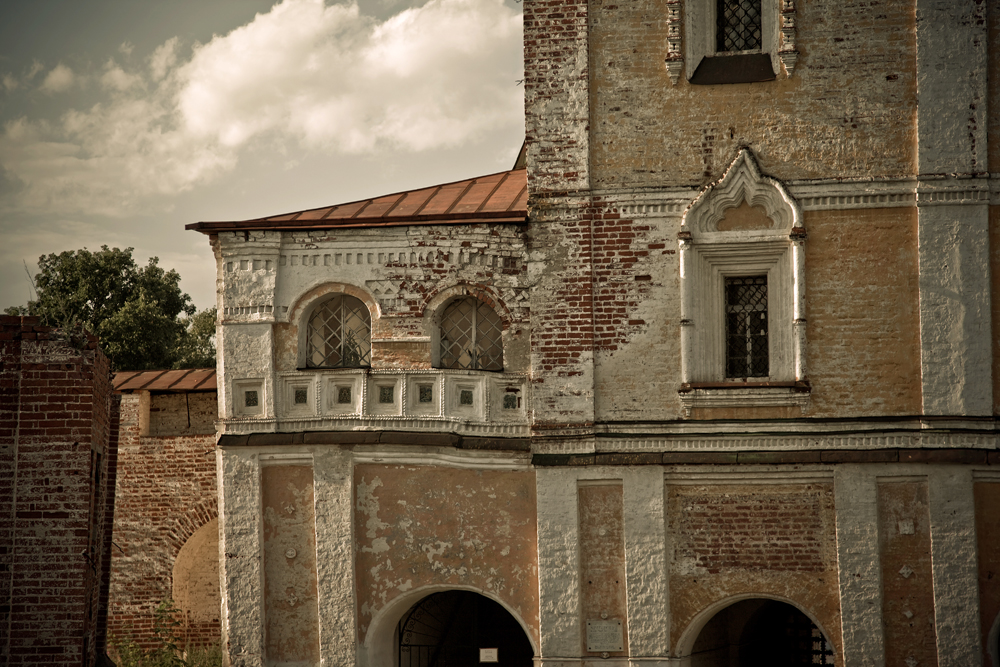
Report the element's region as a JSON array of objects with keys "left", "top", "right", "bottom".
[
  {"left": 439, "top": 298, "right": 503, "bottom": 371},
  {"left": 306, "top": 295, "right": 371, "bottom": 368}
]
